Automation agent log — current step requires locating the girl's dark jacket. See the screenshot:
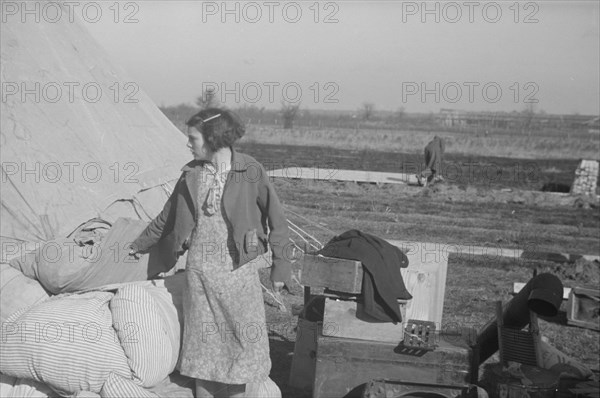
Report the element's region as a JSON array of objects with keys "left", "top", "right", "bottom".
[{"left": 132, "top": 149, "right": 292, "bottom": 286}]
